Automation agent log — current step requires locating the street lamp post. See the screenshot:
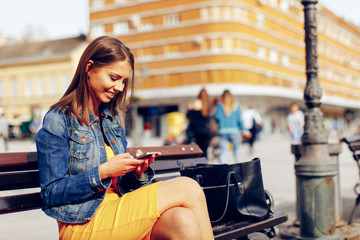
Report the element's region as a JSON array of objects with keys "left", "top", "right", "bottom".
[
  {"left": 280, "top": 1, "right": 360, "bottom": 239},
  {"left": 294, "top": 0, "right": 338, "bottom": 238}
]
